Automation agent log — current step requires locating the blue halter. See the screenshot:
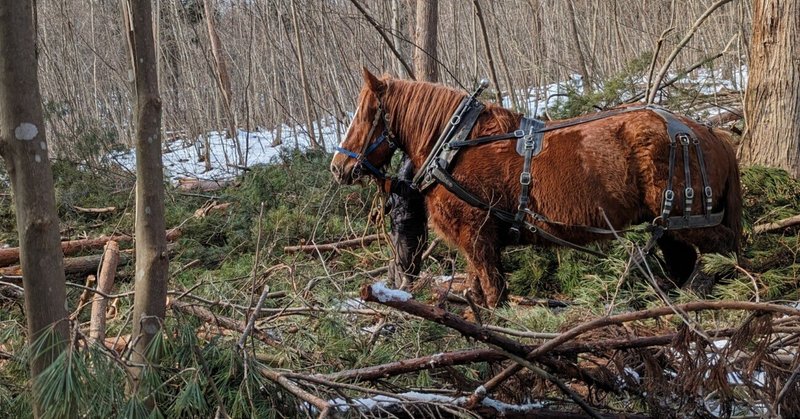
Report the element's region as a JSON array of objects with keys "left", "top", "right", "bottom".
[{"left": 335, "top": 100, "right": 398, "bottom": 179}]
